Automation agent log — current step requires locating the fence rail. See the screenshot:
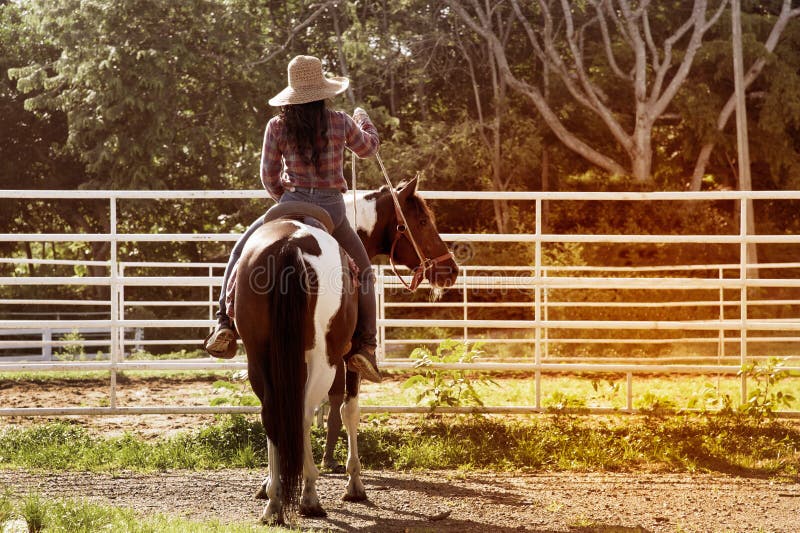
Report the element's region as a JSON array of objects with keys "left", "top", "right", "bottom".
[{"left": 2, "top": 189, "right": 799, "bottom": 417}]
